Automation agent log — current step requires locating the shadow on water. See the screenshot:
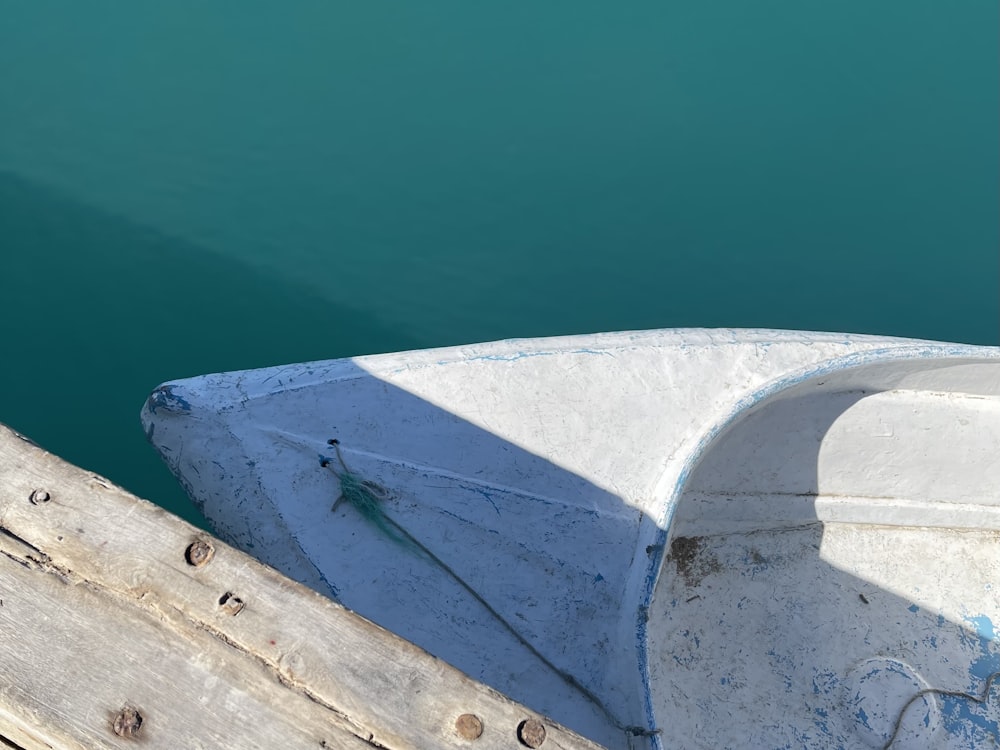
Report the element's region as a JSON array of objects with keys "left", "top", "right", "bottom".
[
  {"left": 145, "top": 346, "right": 1000, "bottom": 748},
  {"left": 0, "top": 170, "right": 418, "bottom": 526}
]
